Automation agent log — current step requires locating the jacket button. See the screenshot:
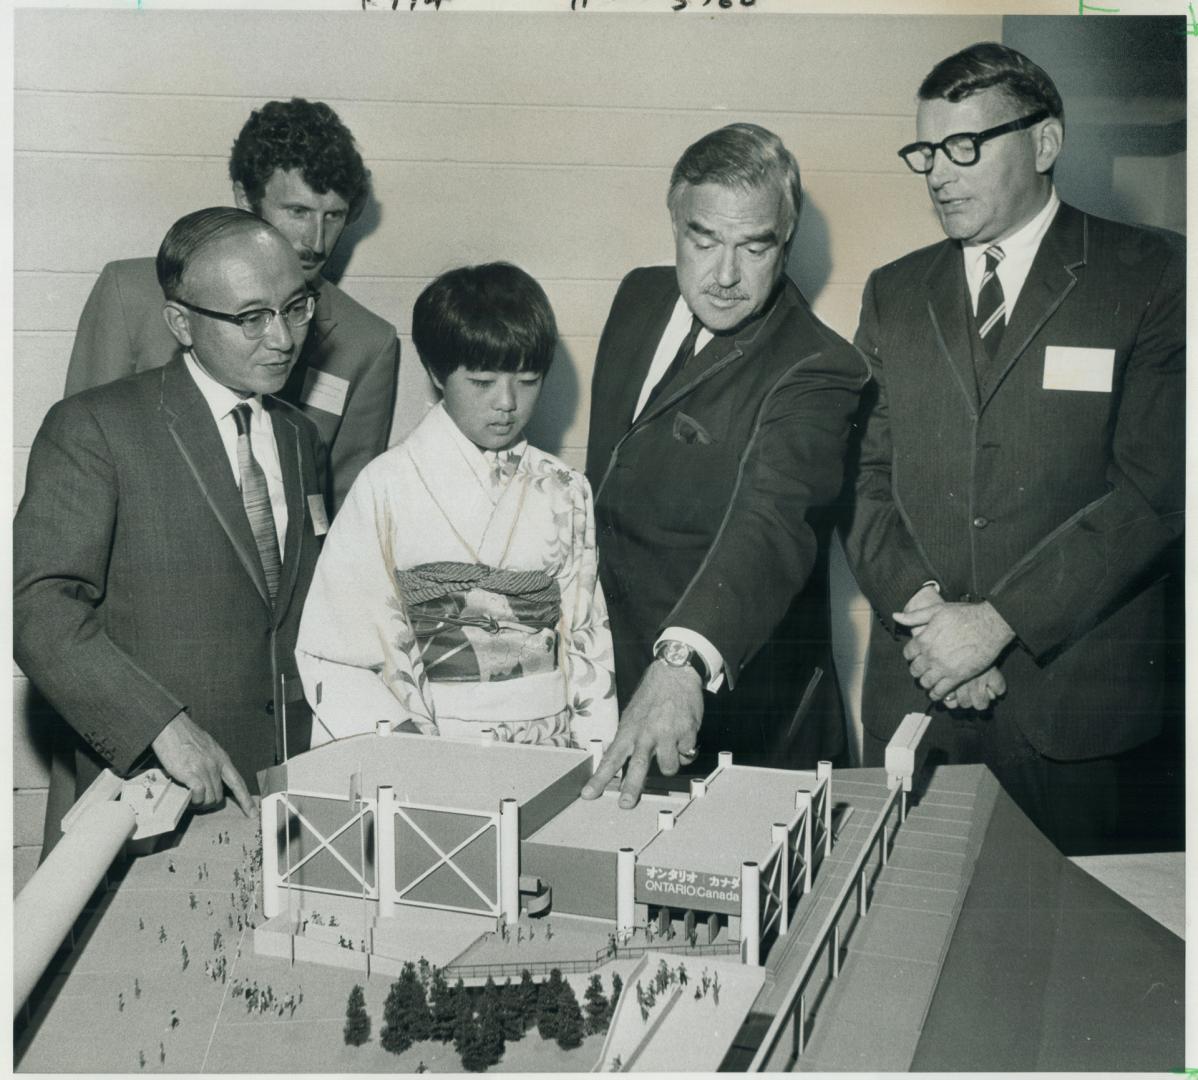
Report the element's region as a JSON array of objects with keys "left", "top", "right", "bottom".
[{"left": 972, "top": 516, "right": 989, "bottom": 529}]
